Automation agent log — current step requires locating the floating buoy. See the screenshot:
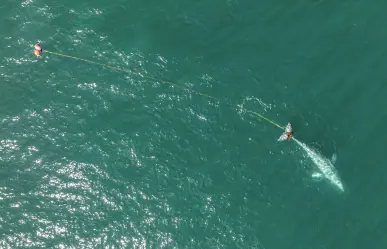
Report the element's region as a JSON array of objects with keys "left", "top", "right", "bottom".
[{"left": 34, "top": 43, "right": 42, "bottom": 56}]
